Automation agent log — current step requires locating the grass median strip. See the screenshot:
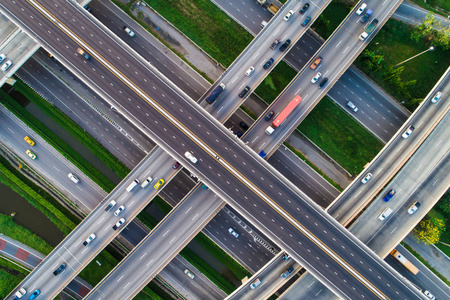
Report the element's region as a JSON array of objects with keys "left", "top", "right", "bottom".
[
  {"left": 298, "top": 97, "right": 383, "bottom": 175},
  {"left": 0, "top": 83, "right": 116, "bottom": 192},
  {"left": 14, "top": 79, "right": 130, "bottom": 180}
]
